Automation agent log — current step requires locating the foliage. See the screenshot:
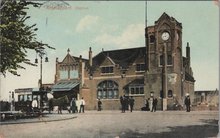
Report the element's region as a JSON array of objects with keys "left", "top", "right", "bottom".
[{"left": 0, "top": 0, "right": 55, "bottom": 76}]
